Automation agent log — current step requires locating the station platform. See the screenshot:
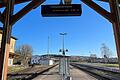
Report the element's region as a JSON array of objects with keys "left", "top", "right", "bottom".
[{"left": 32, "top": 65, "right": 97, "bottom": 80}]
